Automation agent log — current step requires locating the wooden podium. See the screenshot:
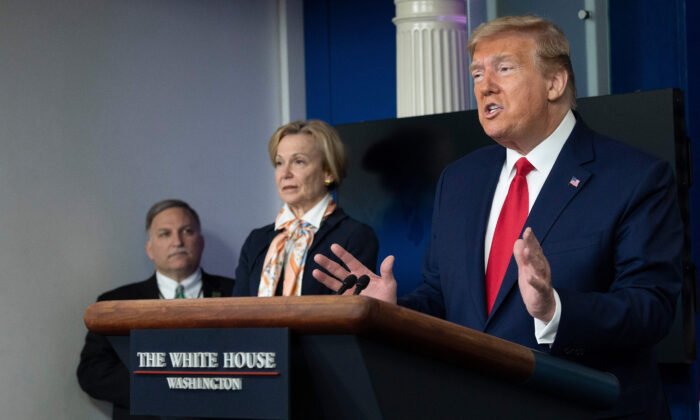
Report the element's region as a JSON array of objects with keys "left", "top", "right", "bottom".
[{"left": 84, "top": 295, "right": 619, "bottom": 419}]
